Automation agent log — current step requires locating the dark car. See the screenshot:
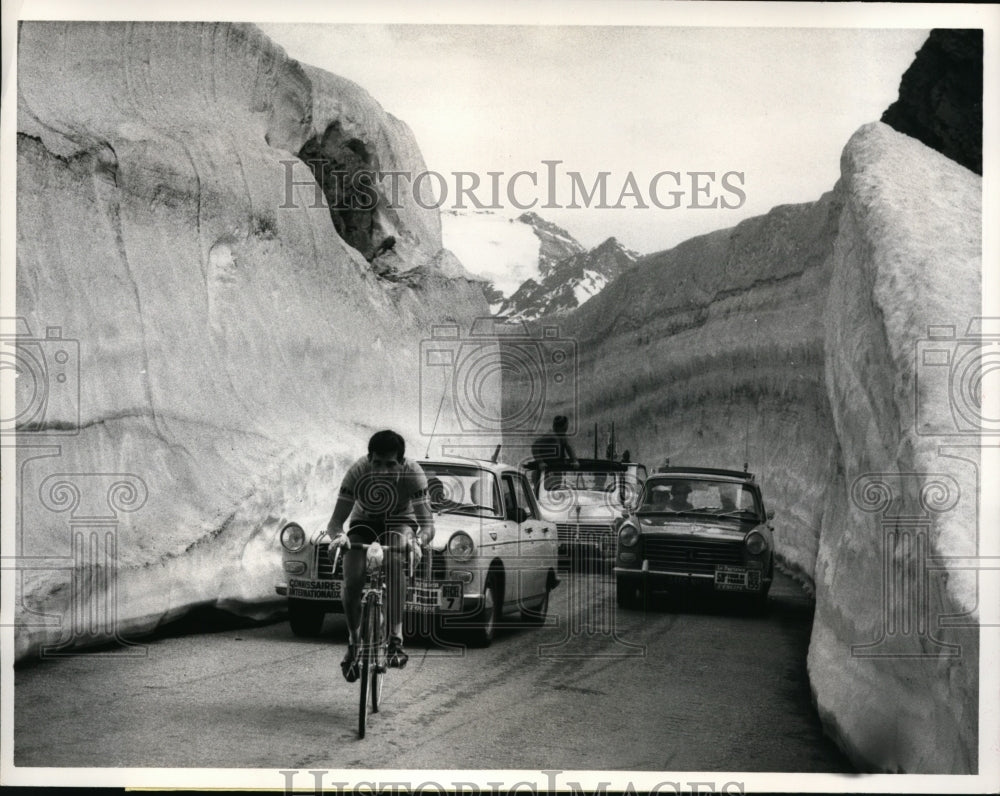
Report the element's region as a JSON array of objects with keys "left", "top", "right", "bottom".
[{"left": 614, "top": 467, "right": 775, "bottom": 611}]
